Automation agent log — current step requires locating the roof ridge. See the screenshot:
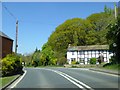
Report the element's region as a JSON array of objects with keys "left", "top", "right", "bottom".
[
  {"left": 68, "top": 45, "right": 109, "bottom": 51},
  {"left": 0, "top": 31, "right": 13, "bottom": 40}
]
